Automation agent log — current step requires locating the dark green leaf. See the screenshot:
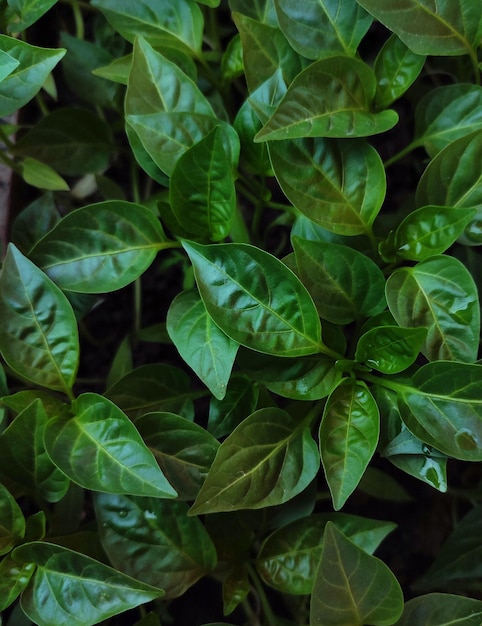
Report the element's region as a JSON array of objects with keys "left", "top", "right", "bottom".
[
  {"left": 270, "top": 138, "right": 386, "bottom": 235},
  {"left": 355, "top": 326, "right": 427, "bottom": 374},
  {"left": 136, "top": 411, "right": 219, "bottom": 500},
  {"left": 357, "top": 466, "right": 412, "bottom": 503},
  {"left": 319, "top": 379, "right": 379, "bottom": 510},
  {"left": 310, "top": 523, "right": 403, "bottom": 626},
  {"left": 208, "top": 375, "right": 260, "bottom": 438},
  {"left": 355, "top": 0, "right": 481, "bottom": 56},
  {"left": 6, "top": 0, "right": 58, "bottom": 32},
  {"left": 274, "top": 0, "right": 372, "bottom": 60},
  {"left": 30, "top": 201, "right": 167, "bottom": 293},
  {"left": 255, "top": 56, "right": 398, "bottom": 141},
  {"left": 183, "top": 240, "right": 326, "bottom": 357},
  {"left": 293, "top": 238, "right": 386, "bottom": 324},
  {"left": 386, "top": 255, "right": 480, "bottom": 362},
  {"left": 13, "top": 542, "right": 163, "bottom": 626},
  {"left": 11, "top": 193, "right": 60, "bottom": 254},
  {"left": 395, "top": 593, "right": 482, "bottom": 625},
  {"left": 222, "top": 564, "right": 250, "bottom": 615},
  {"left": 190, "top": 408, "right": 320, "bottom": 514},
  {"left": 0, "top": 245, "right": 79, "bottom": 394},
  {"left": 0, "top": 554, "right": 35, "bottom": 611},
  {"left": 95, "top": 494, "right": 217, "bottom": 598},
  {"left": 229, "top": 0, "right": 278, "bottom": 26},
  {"left": 0, "top": 483, "right": 25, "bottom": 555},
  {"left": 44, "top": 393, "right": 178, "bottom": 497},
  {"left": 0, "top": 35, "right": 65, "bottom": 117},
  {"left": 234, "top": 98, "right": 272, "bottom": 176}
]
